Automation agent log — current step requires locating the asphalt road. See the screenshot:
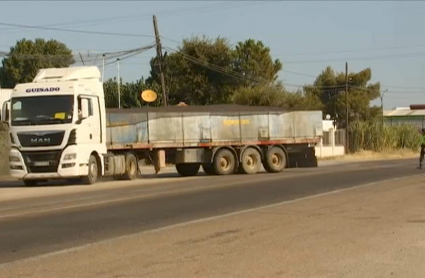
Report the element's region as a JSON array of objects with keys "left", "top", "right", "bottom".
[{"left": 0, "top": 158, "right": 420, "bottom": 266}]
